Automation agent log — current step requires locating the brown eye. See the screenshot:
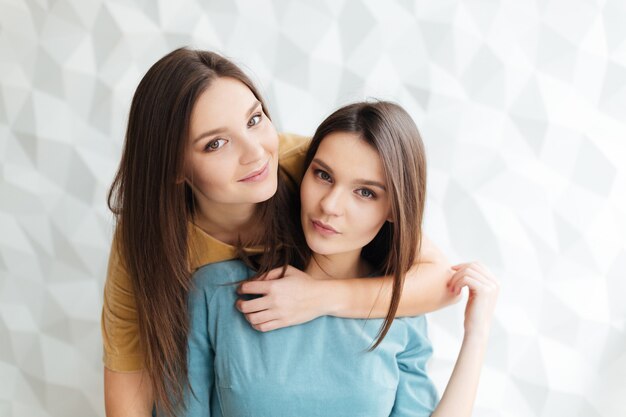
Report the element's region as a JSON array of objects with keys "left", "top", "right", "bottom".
[
  {"left": 205, "top": 138, "right": 227, "bottom": 152},
  {"left": 247, "top": 113, "right": 262, "bottom": 127}
]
